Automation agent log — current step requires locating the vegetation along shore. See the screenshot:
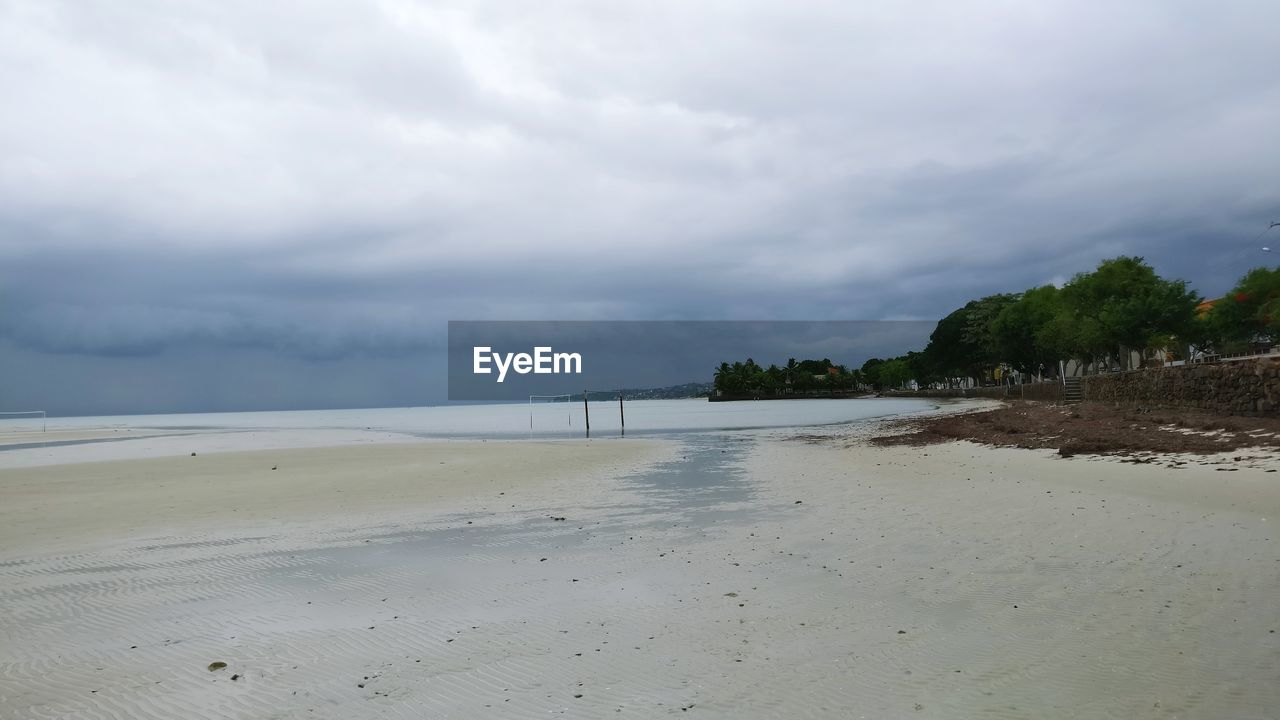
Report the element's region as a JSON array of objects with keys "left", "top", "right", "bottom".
[{"left": 714, "top": 256, "right": 1278, "bottom": 402}]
